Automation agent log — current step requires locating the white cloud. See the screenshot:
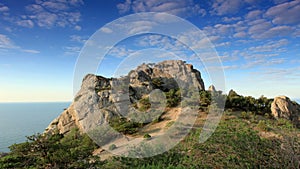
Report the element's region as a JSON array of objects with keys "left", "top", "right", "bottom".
[
  {"left": 242, "top": 58, "right": 285, "bottom": 69},
  {"left": 249, "top": 39, "right": 288, "bottom": 52},
  {"left": 117, "top": 0, "right": 206, "bottom": 18},
  {"left": 222, "top": 16, "right": 241, "bottom": 22},
  {"left": 16, "top": 20, "right": 34, "bottom": 28},
  {"left": 233, "top": 31, "right": 247, "bottom": 38},
  {"left": 64, "top": 46, "right": 81, "bottom": 55},
  {"left": 18, "top": 0, "right": 84, "bottom": 29},
  {"left": 70, "top": 35, "right": 87, "bottom": 43},
  {"left": 273, "top": 0, "right": 290, "bottom": 4},
  {"left": 0, "top": 34, "right": 40, "bottom": 54},
  {"left": 0, "top": 3, "right": 9, "bottom": 12},
  {"left": 107, "top": 46, "right": 134, "bottom": 58},
  {"left": 0, "top": 34, "right": 17, "bottom": 49},
  {"left": 74, "top": 25, "right": 81, "bottom": 31},
  {"left": 265, "top": 0, "right": 300, "bottom": 25},
  {"left": 127, "top": 21, "right": 157, "bottom": 34},
  {"left": 246, "top": 10, "right": 262, "bottom": 20},
  {"left": 248, "top": 20, "right": 273, "bottom": 37},
  {"left": 21, "top": 49, "right": 40, "bottom": 54},
  {"left": 117, "top": 0, "right": 132, "bottom": 14},
  {"left": 215, "top": 41, "right": 230, "bottom": 47},
  {"left": 100, "top": 27, "right": 113, "bottom": 34},
  {"left": 211, "top": 0, "right": 243, "bottom": 16},
  {"left": 258, "top": 26, "right": 294, "bottom": 39}
]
